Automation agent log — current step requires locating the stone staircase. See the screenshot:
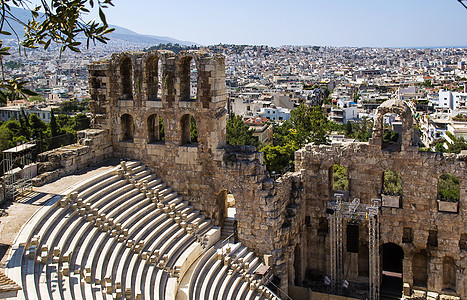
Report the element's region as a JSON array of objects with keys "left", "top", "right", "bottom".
[{"left": 221, "top": 217, "right": 237, "bottom": 241}]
